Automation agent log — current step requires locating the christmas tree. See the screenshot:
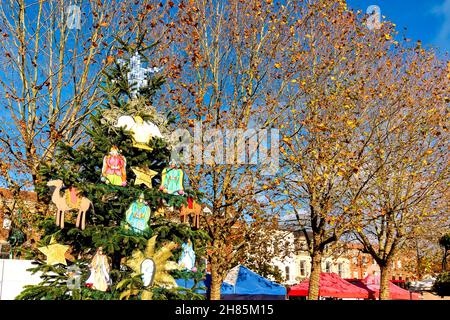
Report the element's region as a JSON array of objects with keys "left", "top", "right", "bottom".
[{"left": 17, "top": 38, "right": 209, "bottom": 300}]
